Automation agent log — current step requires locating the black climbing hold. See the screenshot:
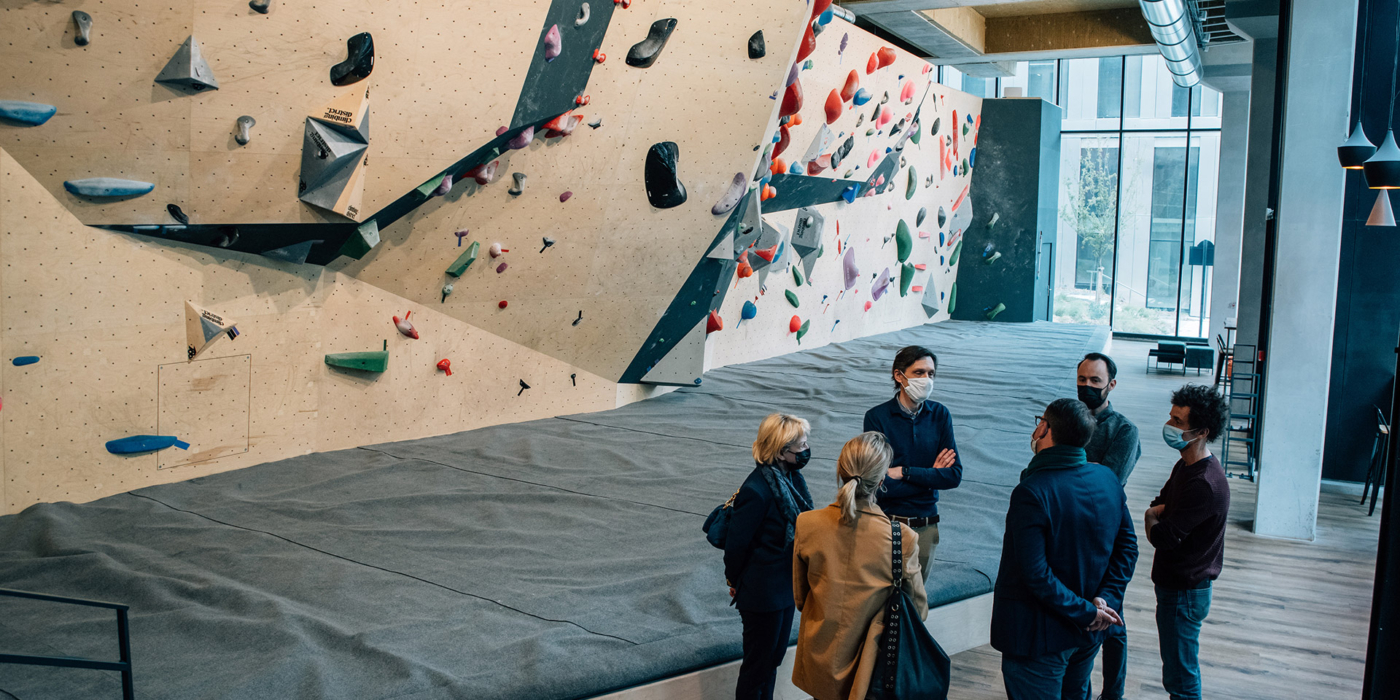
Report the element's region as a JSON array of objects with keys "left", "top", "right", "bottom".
[
  {"left": 249, "top": 0, "right": 271, "bottom": 13},
  {"left": 572, "top": 310, "right": 583, "bottom": 326},
  {"left": 330, "top": 33, "right": 374, "bottom": 86},
  {"left": 937, "top": 206, "right": 947, "bottom": 228},
  {"left": 235, "top": 115, "right": 256, "bottom": 145},
  {"left": 518, "top": 379, "right": 531, "bottom": 396},
  {"left": 830, "top": 135, "right": 855, "bottom": 169},
  {"left": 931, "top": 117, "right": 940, "bottom": 135},
  {"left": 644, "top": 141, "right": 687, "bottom": 208},
  {"left": 167, "top": 204, "right": 189, "bottom": 224},
  {"left": 626, "top": 18, "right": 677, "bottom": 68},
  {"left": 72, "top": 11, "right": 93, "bottom": 46},
  {"left": 571, "top": 373, "right": 577, "bottom": 386},
  {"left": 916, "top": 207, "right": 927, "bottom": 226},
  {"left": 748, "top": 30, "right": 766, "bottom": 59},
  {"left": 541, "top": 237, "right": 556, "bottom": 252}
]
